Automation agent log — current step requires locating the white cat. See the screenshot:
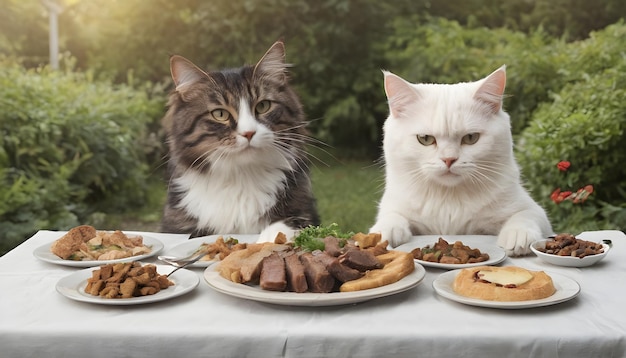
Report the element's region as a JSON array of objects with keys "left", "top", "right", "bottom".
[{"left": 369, "top": 66, "right": 552, "bottom": 256}]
